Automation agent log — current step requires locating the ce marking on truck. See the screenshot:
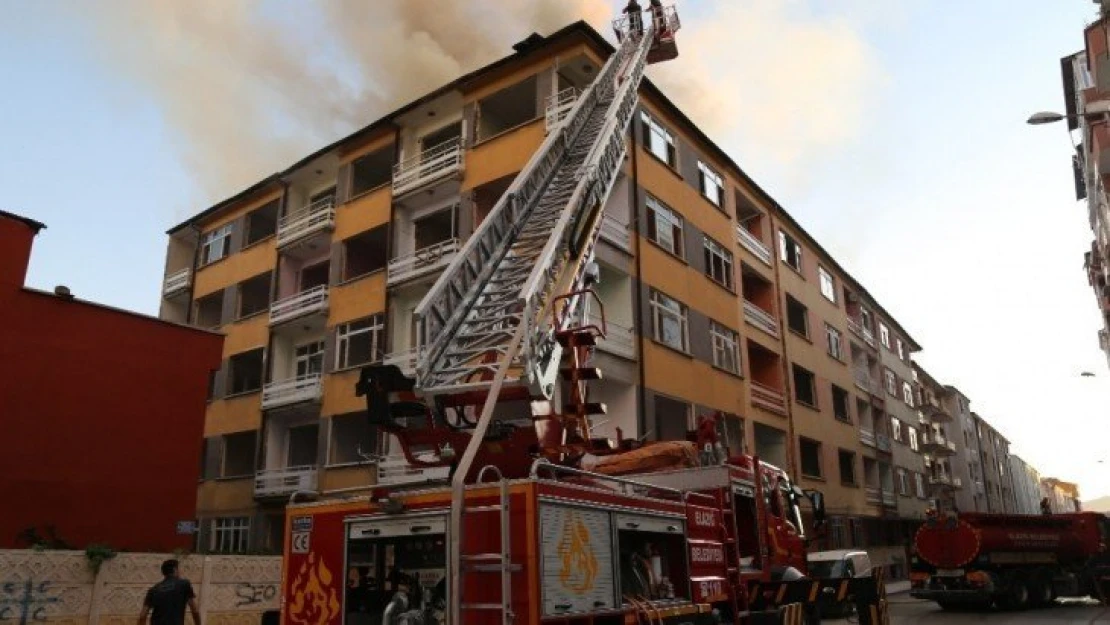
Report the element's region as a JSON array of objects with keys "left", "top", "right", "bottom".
[{"left": 291, "top": 531, "right": 311, "bottom": 554}]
